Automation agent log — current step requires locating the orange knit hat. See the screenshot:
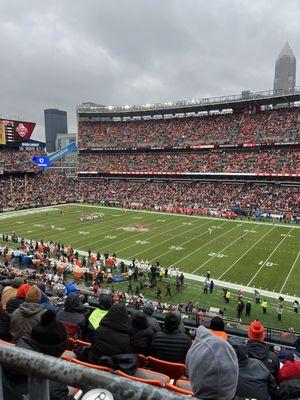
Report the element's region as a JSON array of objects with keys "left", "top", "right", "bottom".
[
  {"left": 248, "top": 321, "right": 265, "bottom": 341},
  {"left": 16, "top": 284, "right": 31, "bottom": 299}
]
